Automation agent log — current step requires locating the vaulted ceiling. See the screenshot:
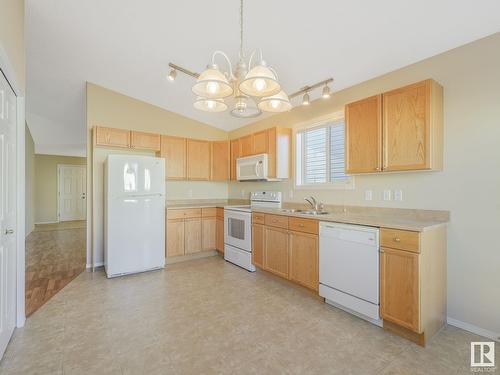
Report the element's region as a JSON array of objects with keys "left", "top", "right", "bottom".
[{"left": 26, "top": 0, "right": 500, "bottom": 156}]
